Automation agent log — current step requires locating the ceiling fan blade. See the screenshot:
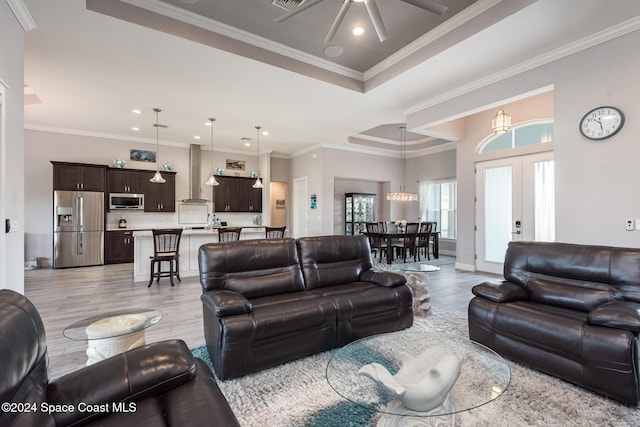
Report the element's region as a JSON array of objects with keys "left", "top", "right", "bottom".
[
  {"left": 274, "top": 0, "right": 327, "bottom": 23},
  {"left": 401, "top": 0, "right": 448, "bottom": 16},
  {"left": 364, "top": 0, "right": 389, "bottom": 42},
  {"left": 324, "top": 0, "right": 352, "bottom": 43}
]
